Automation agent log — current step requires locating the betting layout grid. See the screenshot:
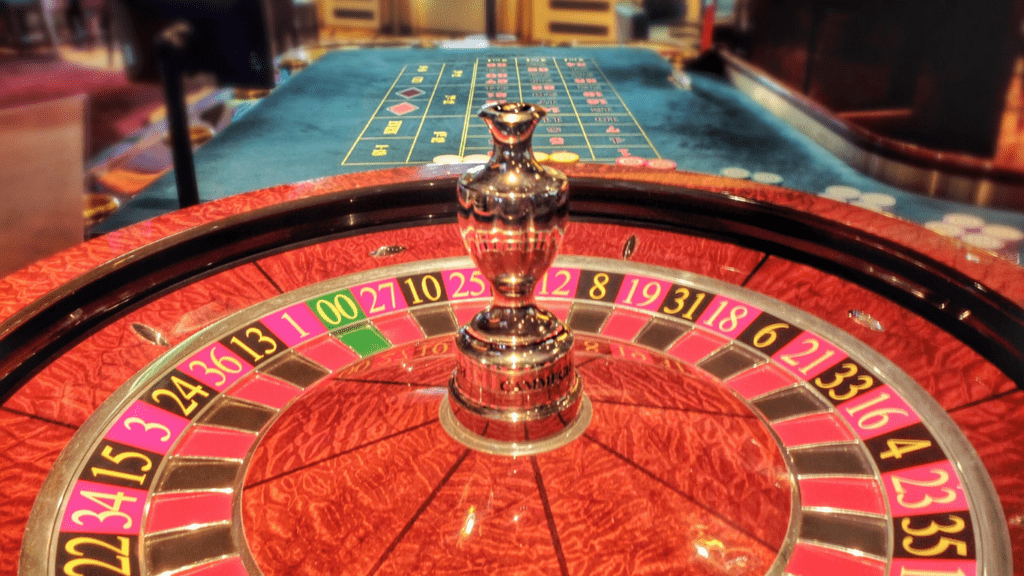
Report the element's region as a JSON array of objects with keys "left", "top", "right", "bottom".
[
  {"left": 30, "top": 256, "right": 1001, "bottom": 576},
  {"left": 340, "top": 56, "right": 662, "bottom": 166}
]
